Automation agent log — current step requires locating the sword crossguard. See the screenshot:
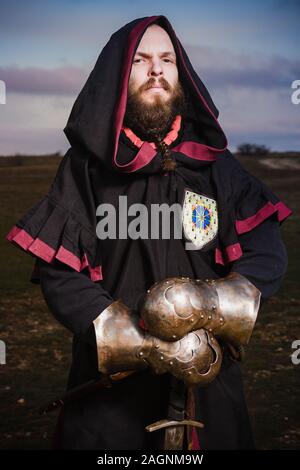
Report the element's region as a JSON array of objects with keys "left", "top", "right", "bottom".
[{"left": 145, "top": 418, "right": 204, "bottom": 432}]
